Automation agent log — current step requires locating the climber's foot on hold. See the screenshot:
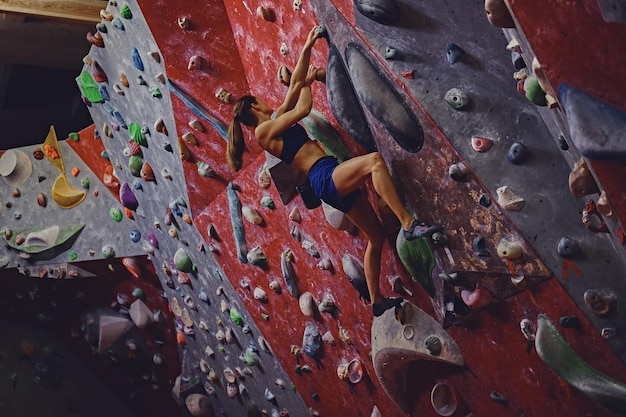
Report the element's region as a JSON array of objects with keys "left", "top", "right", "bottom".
[
  {"left": 372, "top": 297, "right": 403, "bottom": 317},
  {"left": 403, "top": 219, "right": 440, "bottom": 241}
]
